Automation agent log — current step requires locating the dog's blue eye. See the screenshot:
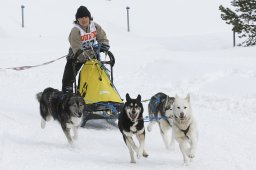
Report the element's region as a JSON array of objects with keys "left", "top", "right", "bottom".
[
  {"left": 177, "top": 107, "right": 180, "bottom": 109},
  {"left": 184, "top": 107, "right": 187, "bottom": 109}
]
